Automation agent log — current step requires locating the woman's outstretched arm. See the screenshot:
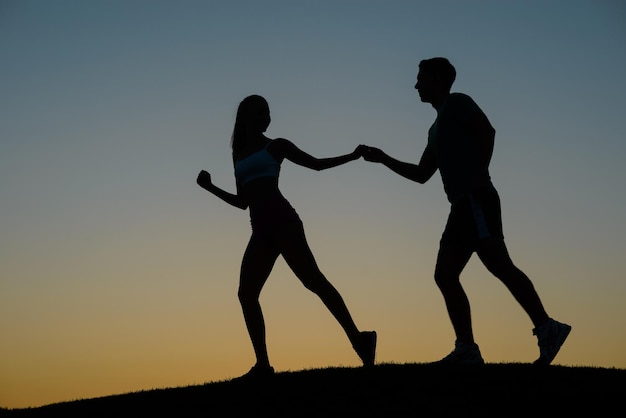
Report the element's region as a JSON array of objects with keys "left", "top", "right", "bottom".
[
  {"left": 274, "top": 138, "right": 363, "bottom": 171},
  {"left": 196, "top": 170, "right": 247, "bottom": 210}
]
